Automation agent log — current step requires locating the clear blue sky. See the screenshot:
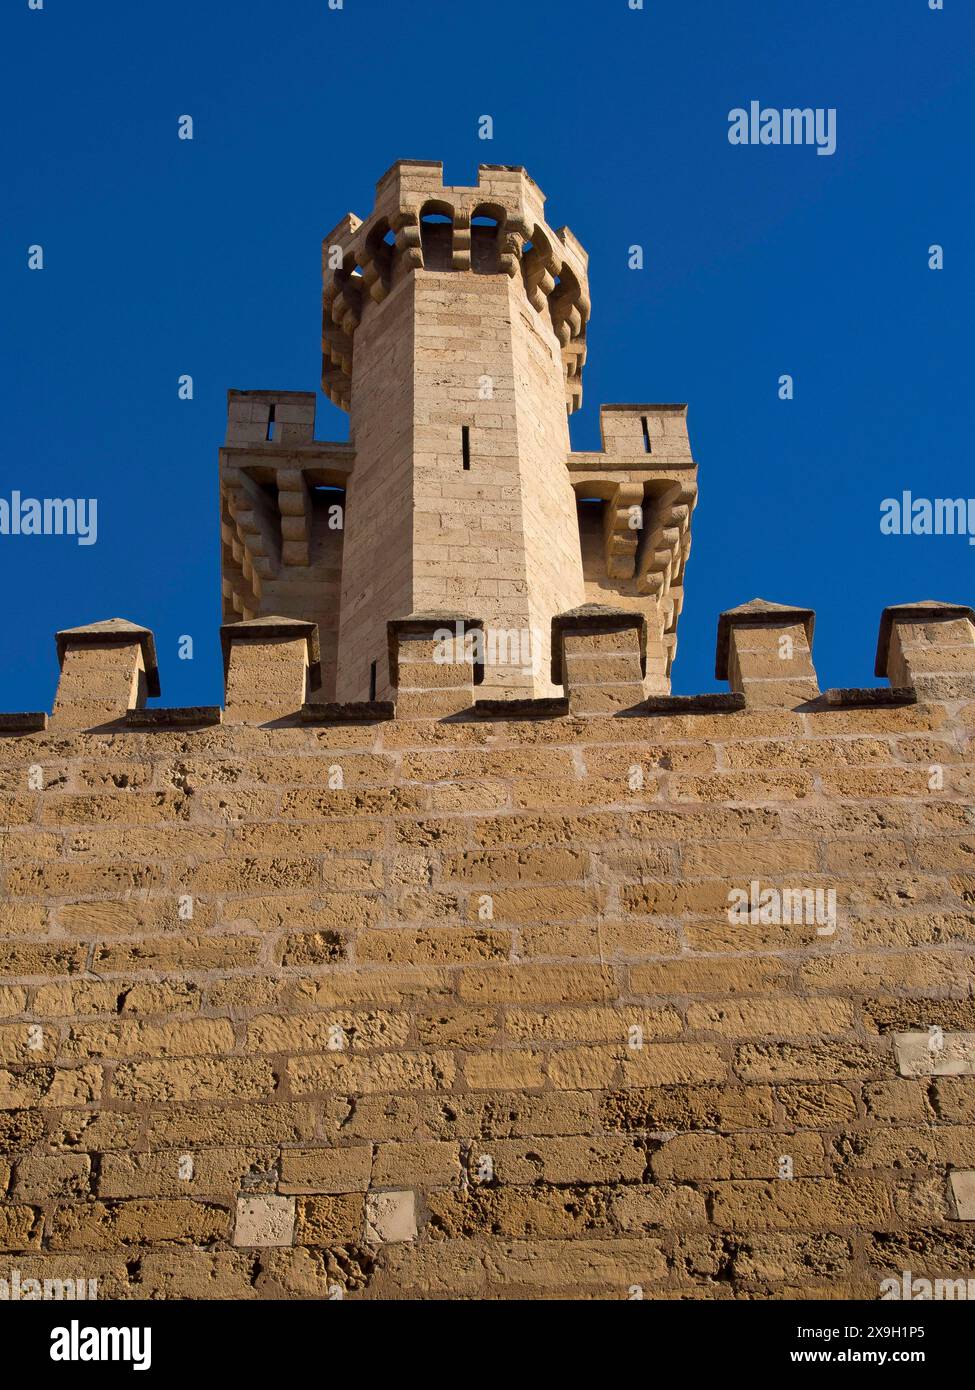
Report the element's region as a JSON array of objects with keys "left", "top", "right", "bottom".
[{"left": 2, "top": 0, "right": 972, "bottom": 710}]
